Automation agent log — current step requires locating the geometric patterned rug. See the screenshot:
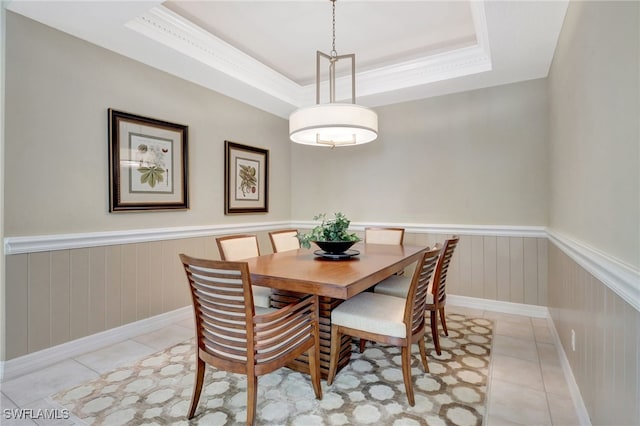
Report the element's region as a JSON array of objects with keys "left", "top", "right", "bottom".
[{"left": 53, "top": 313, "right": 492, "bottom": 426}]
